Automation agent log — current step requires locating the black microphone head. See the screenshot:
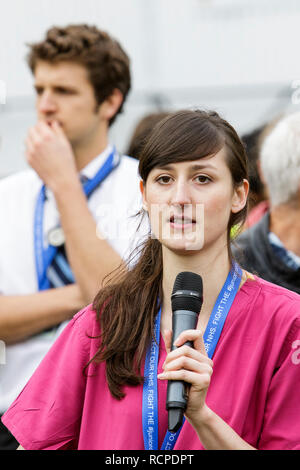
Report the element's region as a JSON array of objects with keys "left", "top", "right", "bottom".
[
  {"left": 171, "top": 271, "right": 203, "bottom": 313},
  {"left": 172, "top": 271, "right": 203, "bottom": 294}
]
